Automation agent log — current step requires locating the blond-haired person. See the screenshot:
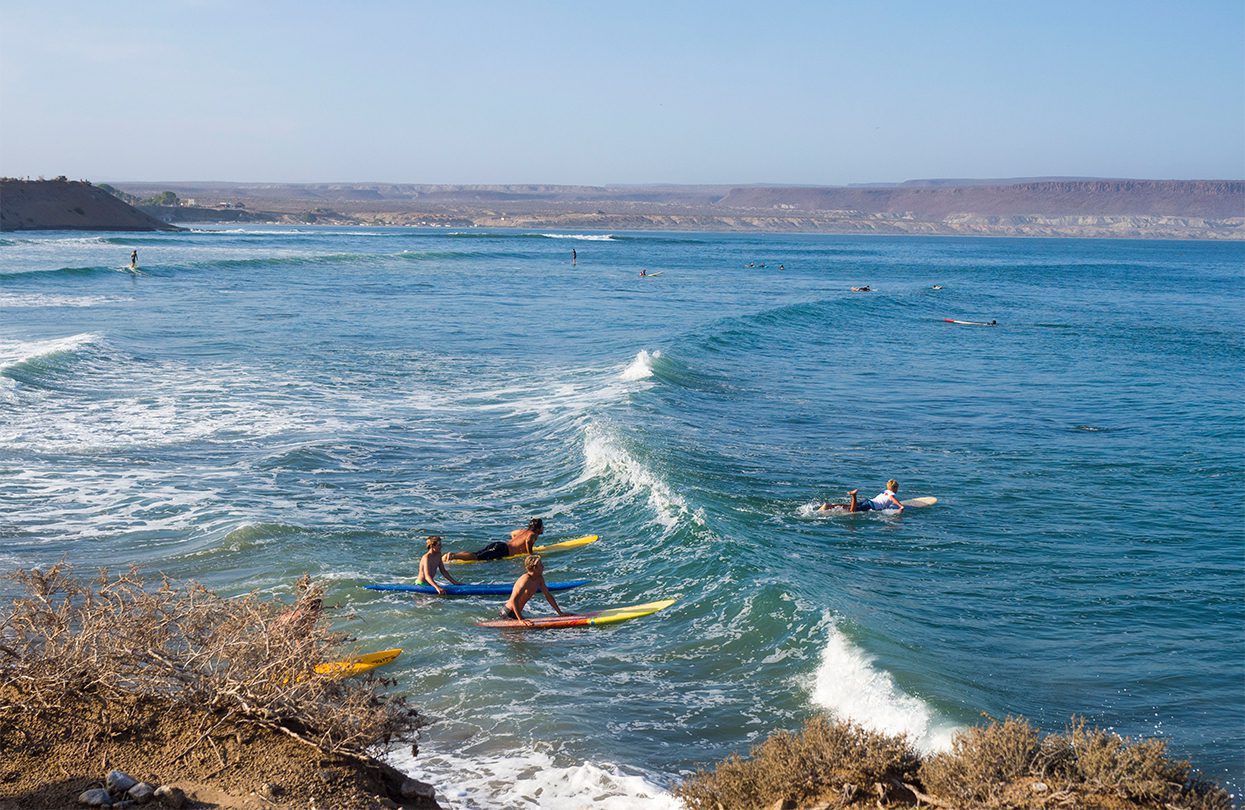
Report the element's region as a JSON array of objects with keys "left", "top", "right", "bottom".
[
  {"left": 819, "top": 480, "right": 905, "bottom": 513},
  {"left": 417, "top": 535, "right": 462, "bottom": 595},
  {"left": 500, "top": 555, "right": 569, "bottom": 626}
]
